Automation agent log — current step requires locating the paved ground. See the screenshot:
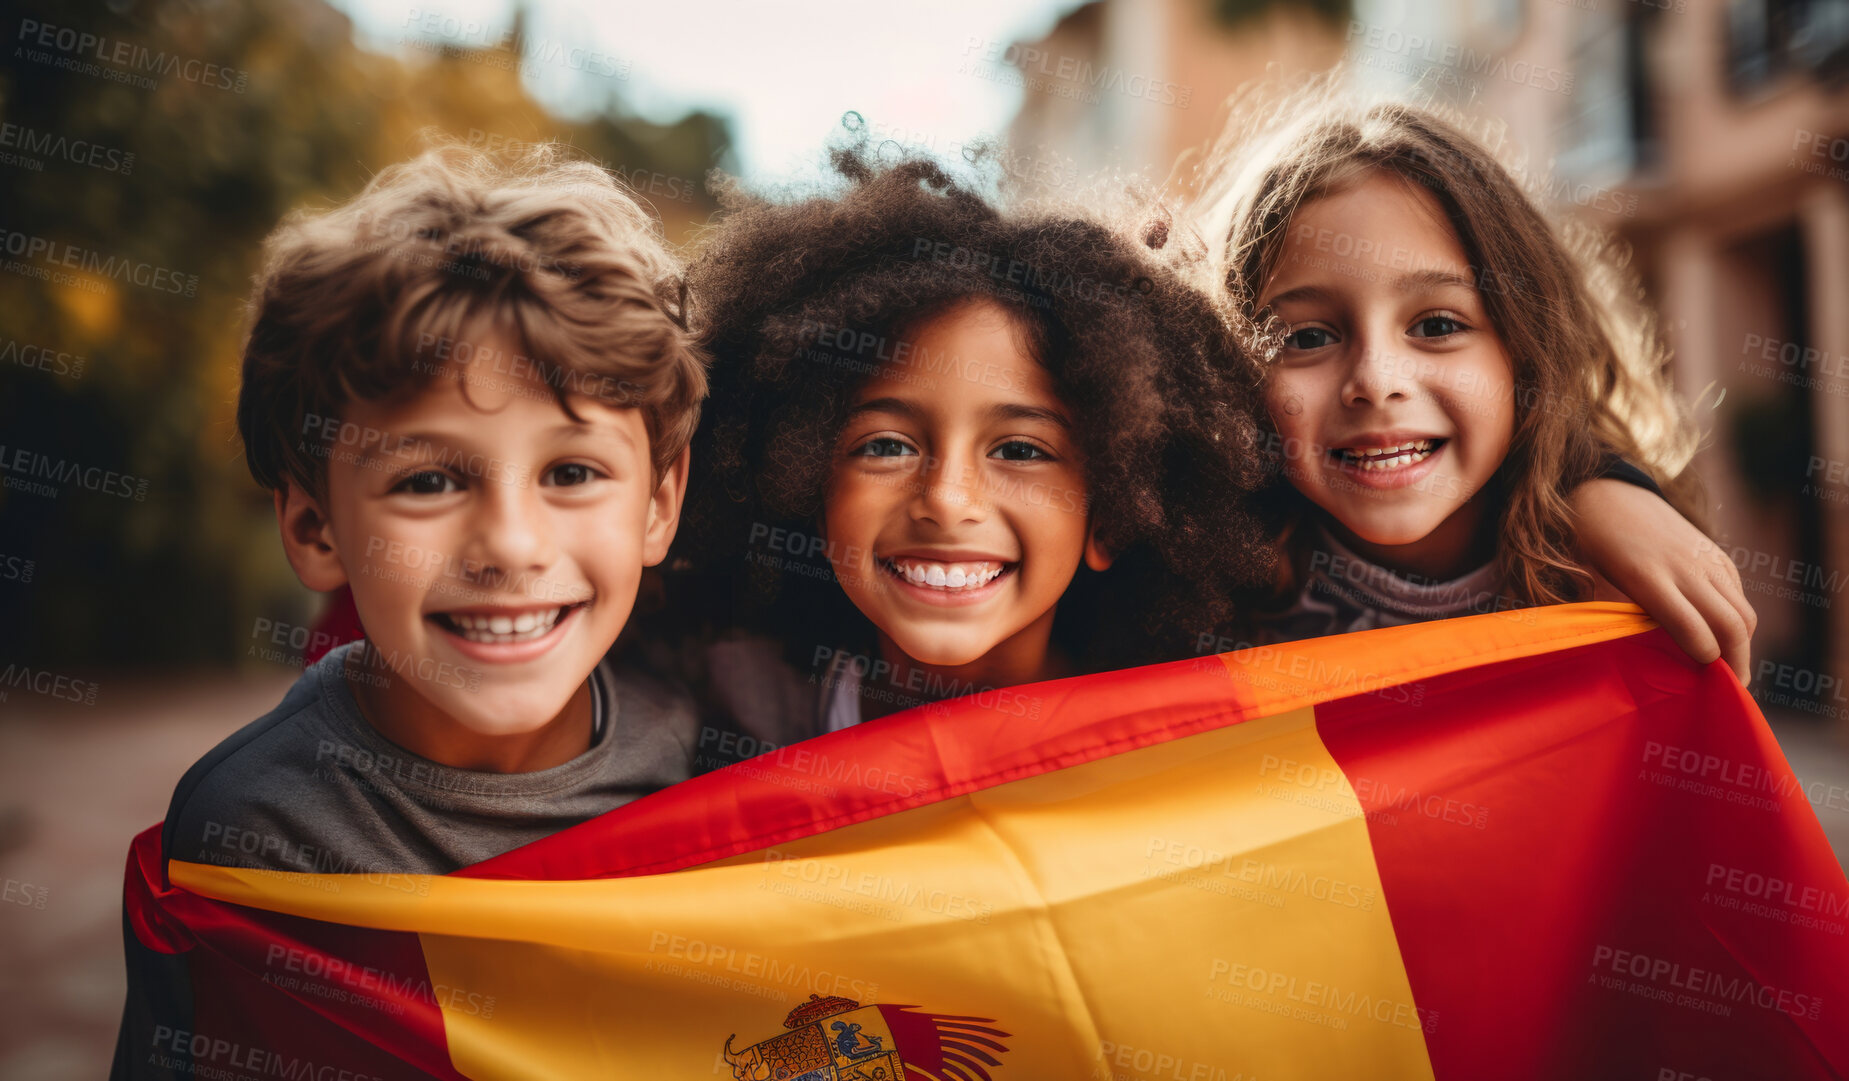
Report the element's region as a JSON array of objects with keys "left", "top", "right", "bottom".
[
  {"left": 2, "top": 674, "right": 1846, "bottom": 1080},
  {"left": 0, "top": 670, "right": 296, "bottom": 1081}
]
